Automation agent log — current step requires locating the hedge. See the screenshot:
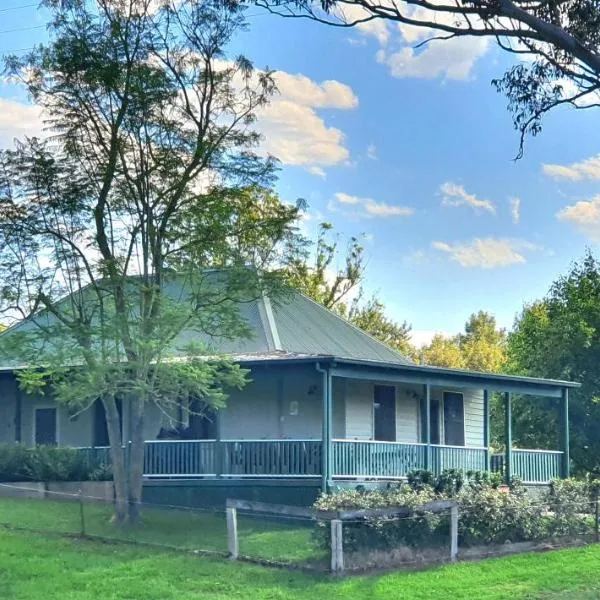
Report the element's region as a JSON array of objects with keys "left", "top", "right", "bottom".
[
  {"left": 0, "top": 444, "right": 111, "bottom": 482},
  {"left": 314, "top": 470, "right": 599, "bottom": 552}
]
